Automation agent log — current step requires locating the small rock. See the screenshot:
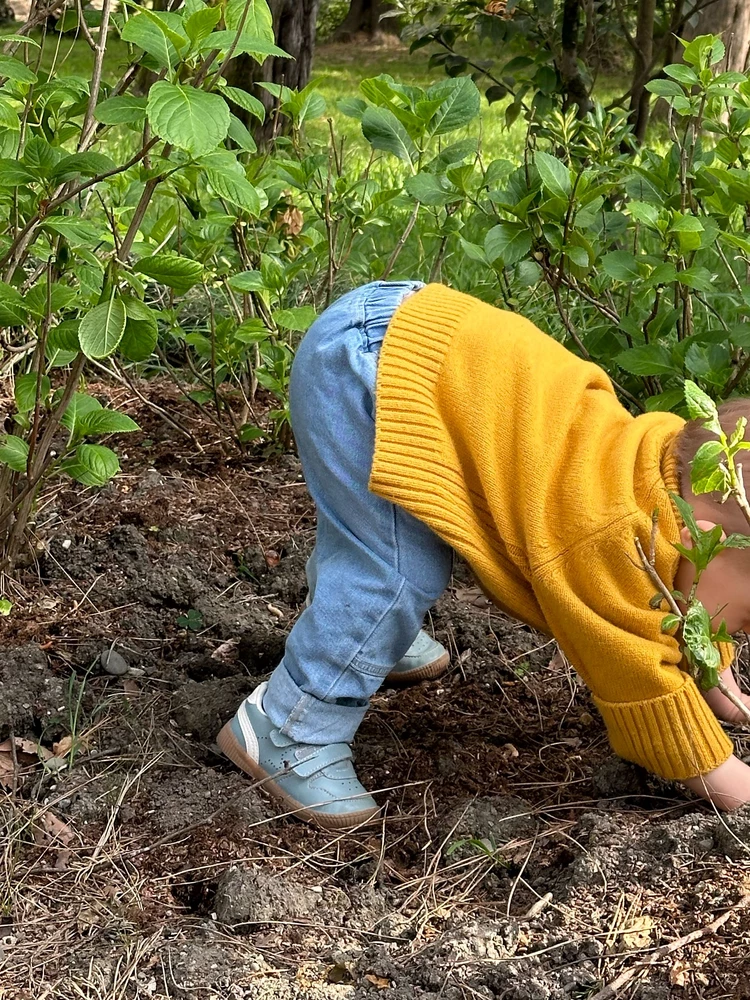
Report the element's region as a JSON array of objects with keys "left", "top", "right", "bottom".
[{"left": 100, "top": 649, "right": 129, "bottom": 676}]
